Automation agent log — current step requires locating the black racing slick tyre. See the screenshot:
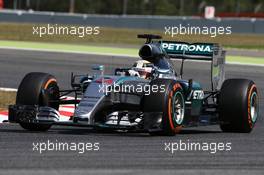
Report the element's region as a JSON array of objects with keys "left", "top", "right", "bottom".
[
  {"left": 219, "top": 79, "right": 259, "bottom": 133},
  {"left": 144, "top": 79, "right": 185, "bottom": 136},
  {"left": 16, "top": 72, "right": 60, "bottom": 131}
]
